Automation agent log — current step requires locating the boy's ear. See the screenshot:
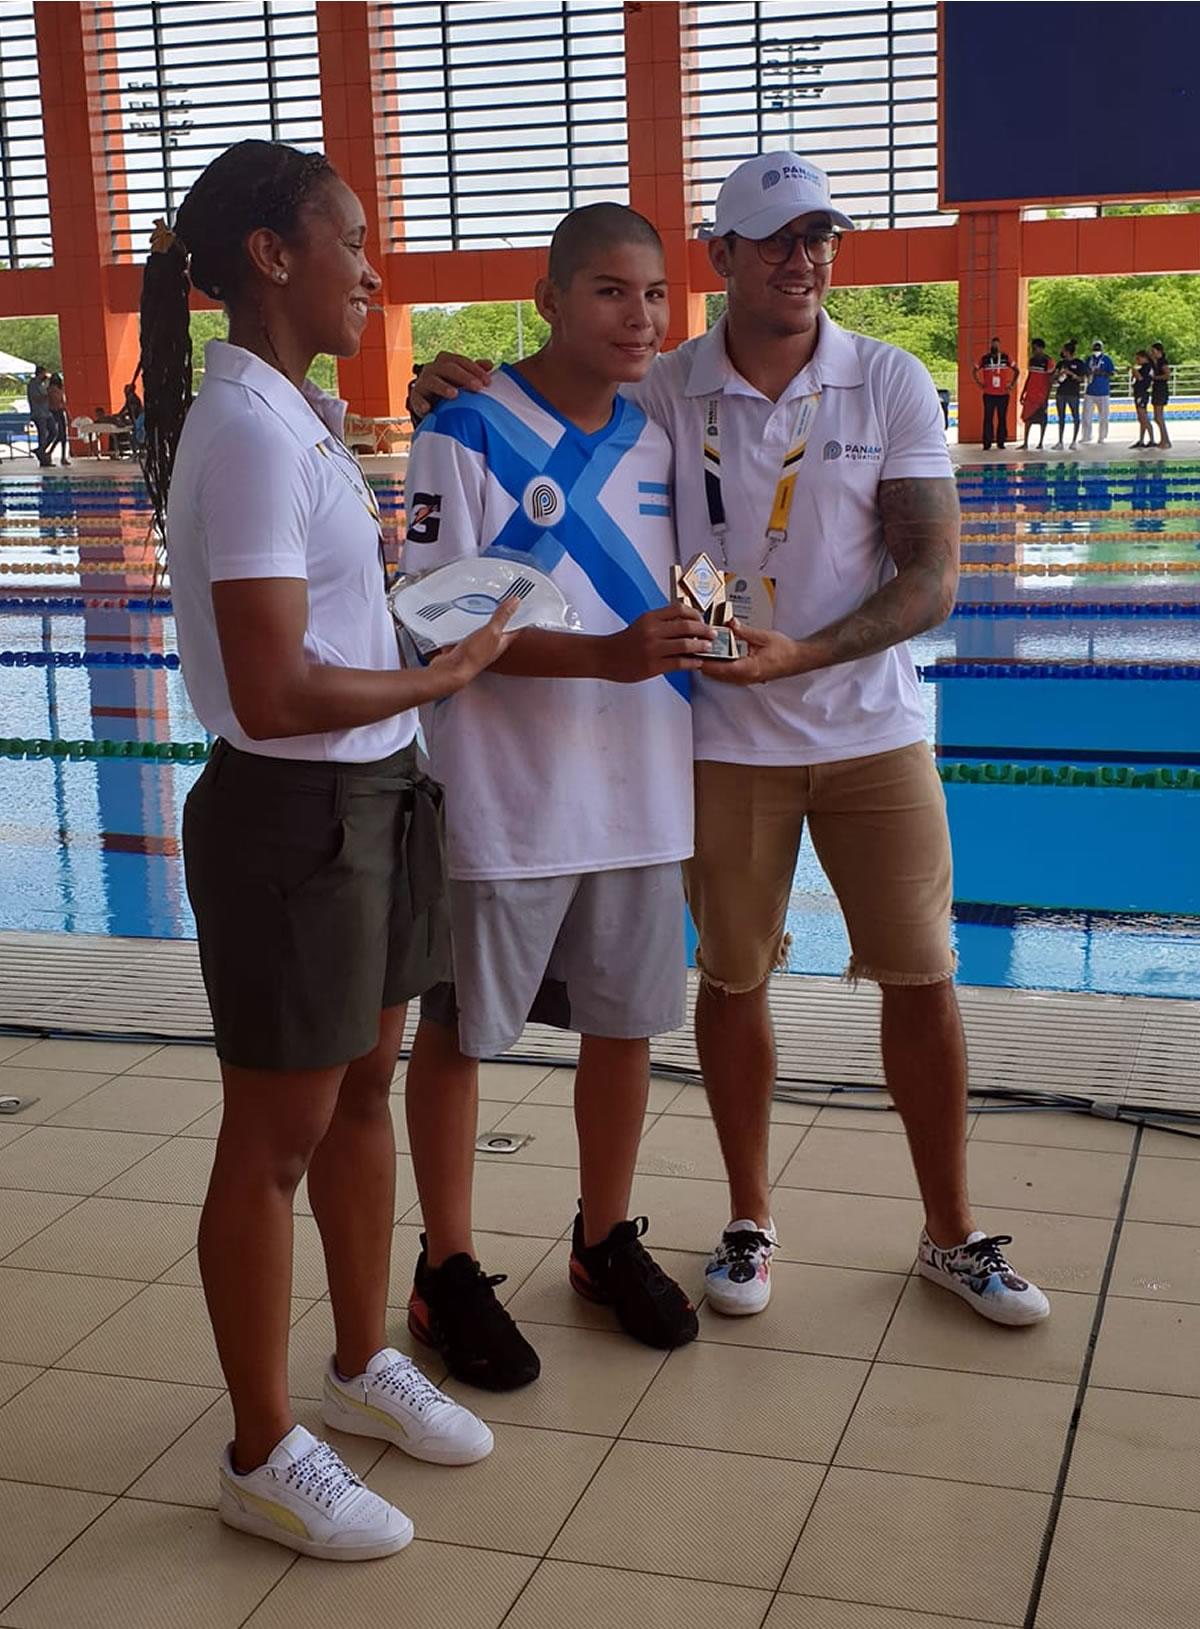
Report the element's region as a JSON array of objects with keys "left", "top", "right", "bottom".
[{"left": 533, "top": 275, "right": 558, "bottom": 324}]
